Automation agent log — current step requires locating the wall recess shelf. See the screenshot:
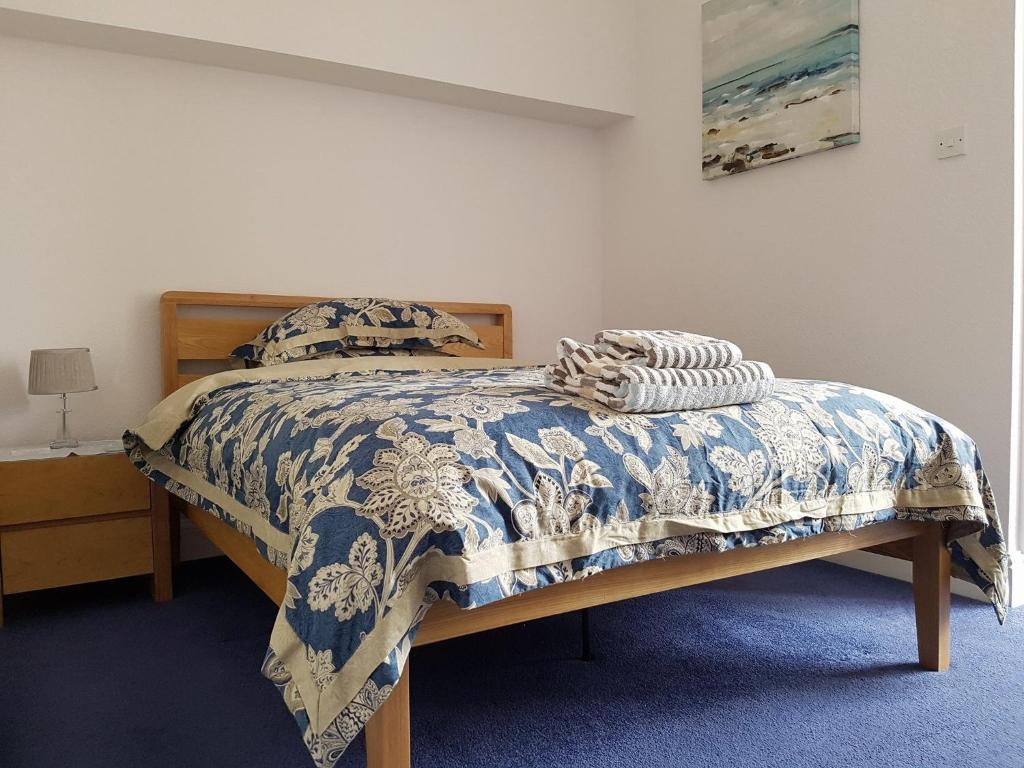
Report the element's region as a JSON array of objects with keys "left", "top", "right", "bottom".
[{"left": 0, "top": 8, "right": 633, "bottom": 128}]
